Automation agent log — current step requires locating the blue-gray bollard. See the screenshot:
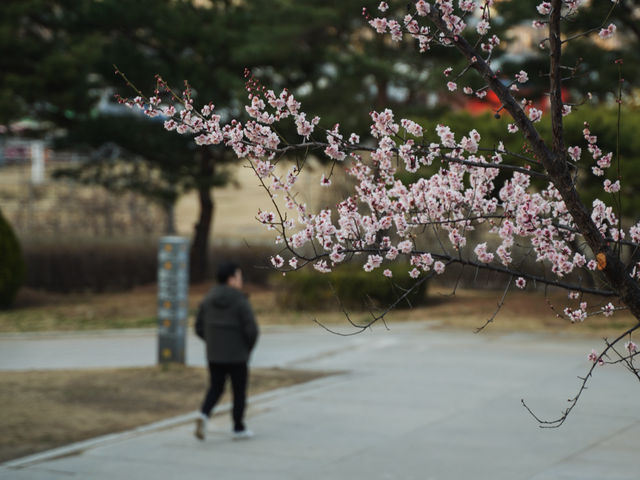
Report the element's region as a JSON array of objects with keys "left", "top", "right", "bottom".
[{"left": 157, "top": 236, "right": 189, "bottom": 364}]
